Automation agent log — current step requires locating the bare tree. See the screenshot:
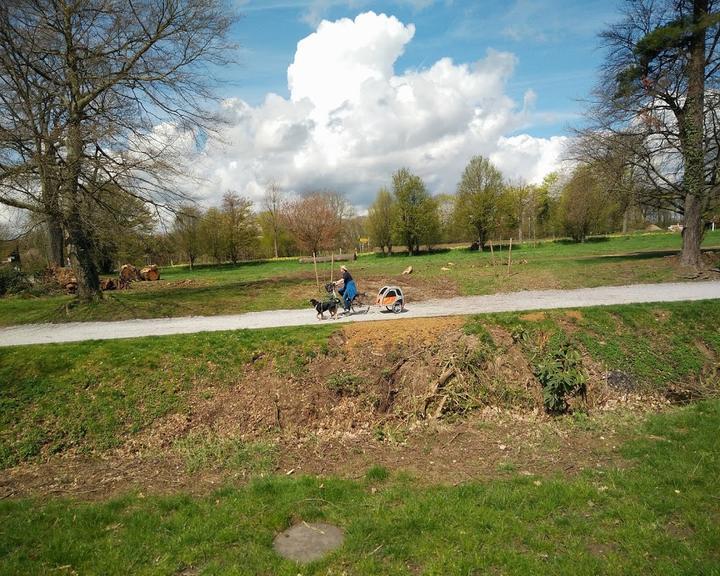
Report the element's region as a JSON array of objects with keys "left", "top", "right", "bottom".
[
  {"left": 569, "top": 132, "right": 643, "bottom": 234},
  {"left": 262, "top": 181, "right": 284, "bottom": 259},
  {"left": 0, "top": 0, "right": 235, "bottom": 299},
  {"left": 591, "top": 0, "right": 720, "bottom": 268},
  {"left": 283, "top": 192, "right": 343, "bottom": 256}
]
